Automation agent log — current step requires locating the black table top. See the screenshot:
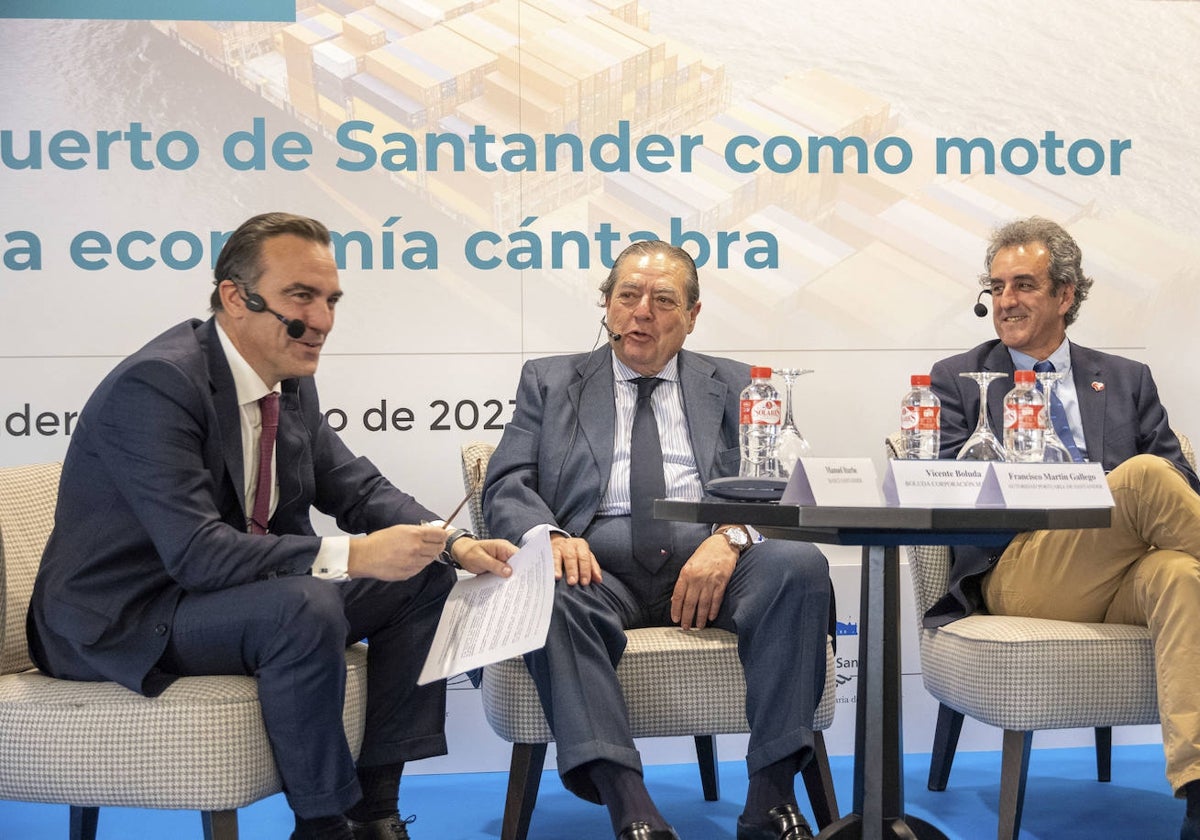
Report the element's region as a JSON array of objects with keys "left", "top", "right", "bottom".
[{"left": 654, "top": 499, "right": 1112, "bottom": 547}]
